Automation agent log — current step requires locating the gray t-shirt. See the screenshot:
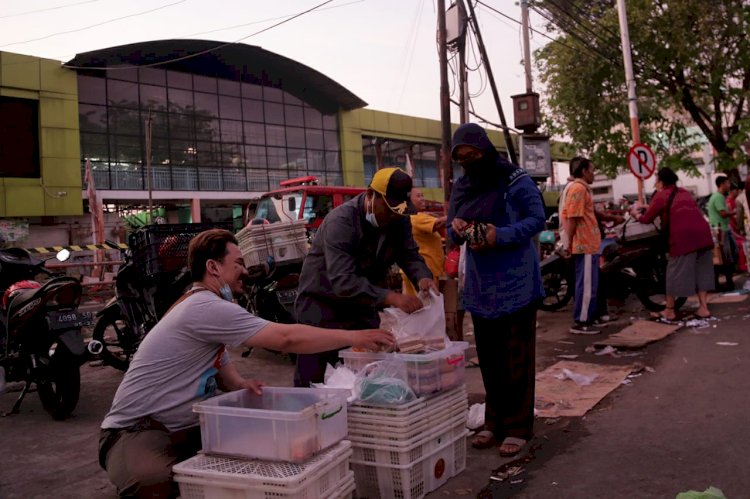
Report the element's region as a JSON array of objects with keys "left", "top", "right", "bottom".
[{"left": 101, "top": 290, "right": 269, "bottom": 431}]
